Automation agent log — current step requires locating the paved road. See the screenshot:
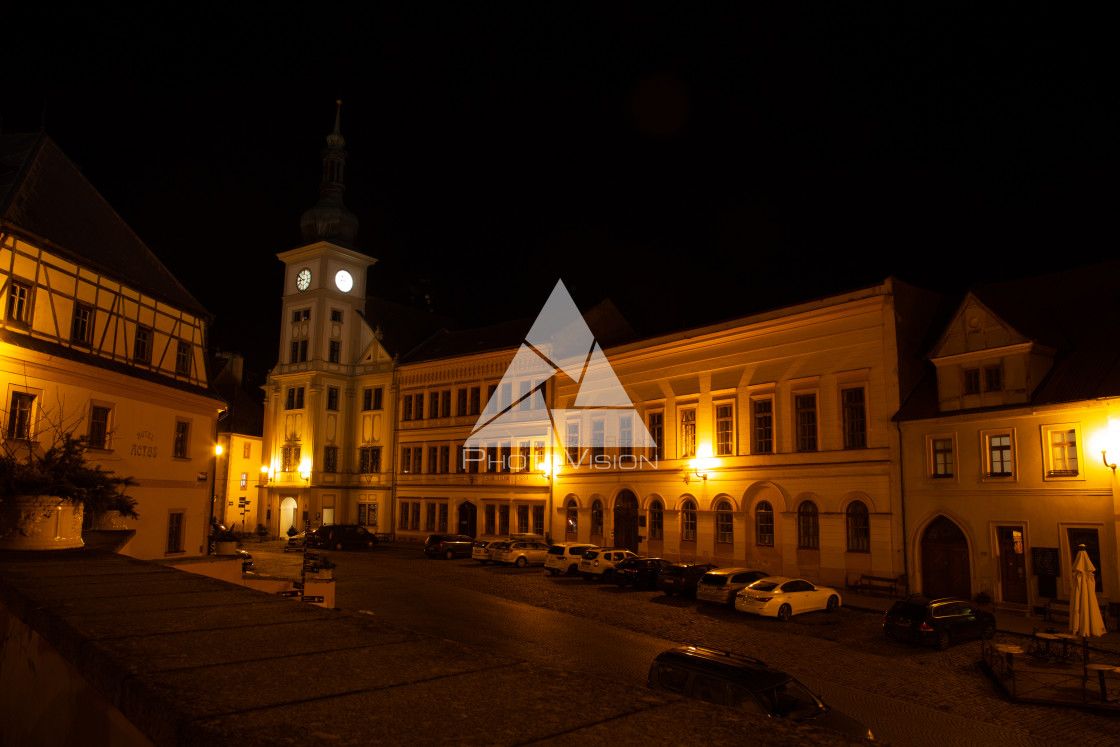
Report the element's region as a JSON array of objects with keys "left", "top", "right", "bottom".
[{"left": 248, "top": 543, "right": 1120, "bottom": 746}]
